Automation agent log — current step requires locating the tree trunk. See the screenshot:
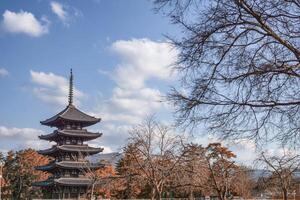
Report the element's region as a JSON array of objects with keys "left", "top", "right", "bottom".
[
  {"left": 218, "top": 191, "right": 226, "bottom": 200},
  {"left": 189, "top": 187, "right": 194, "bottom": 200},
  {"left": 151, "top": 187, "right": 156, "bottom": 200},
  {"left": 156, "top": 184, "right": 163, "bottom": 200},
  {"left": 283, "top": 188, "right": 288, "bottom": 200},
  {"left": 91, "top": 183, "right": 95, "bottom": 200},
  {"left": 217, "top": 192, "right": 222, "bottom": 200},
  {"left": 156, "top": 190, "right": 162, "bottom": 200}
]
